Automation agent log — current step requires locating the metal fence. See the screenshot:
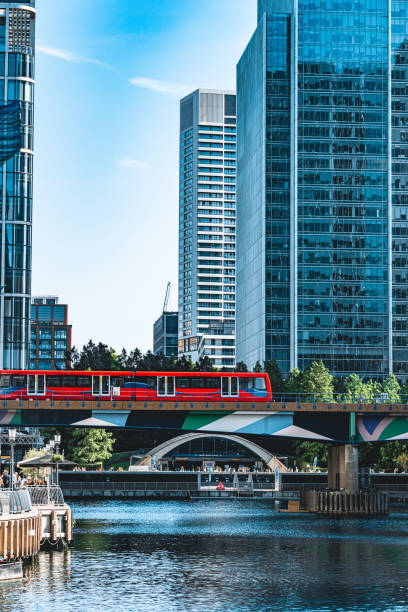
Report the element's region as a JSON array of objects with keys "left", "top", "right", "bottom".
[
  {"left": 26, "top": 485, "right": 65, "bottom": 506},
  {"left": 61, "top": 481, "right": 199, "bottom": 492},
  {"left": 0, "top": 489, "right": 32, "bottom": 515}
]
